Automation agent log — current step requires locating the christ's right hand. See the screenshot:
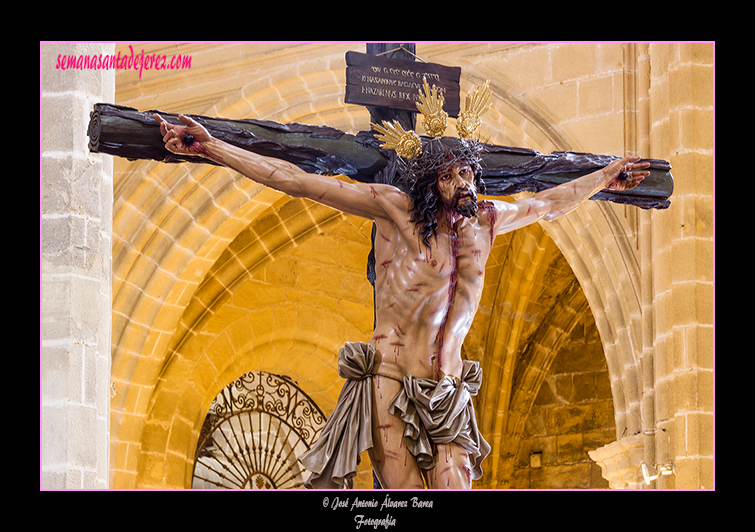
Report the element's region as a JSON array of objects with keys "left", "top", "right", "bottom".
[{"left": 154, "top": 113, "right": 214, "bottom": 157}]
